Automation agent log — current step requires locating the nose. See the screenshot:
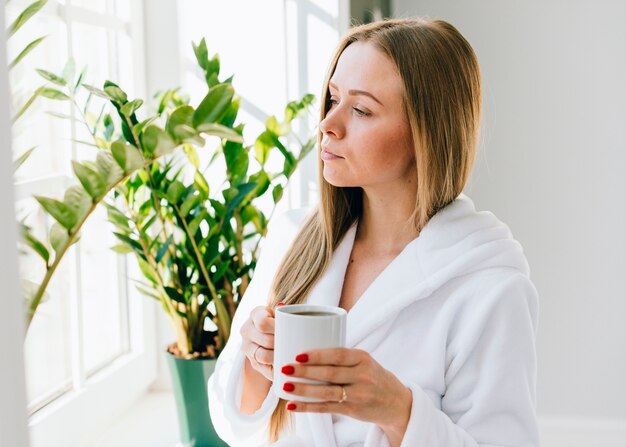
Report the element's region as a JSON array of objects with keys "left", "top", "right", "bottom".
[{"left": 319, "top": 105, "right": 344, "bottom": 139}]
